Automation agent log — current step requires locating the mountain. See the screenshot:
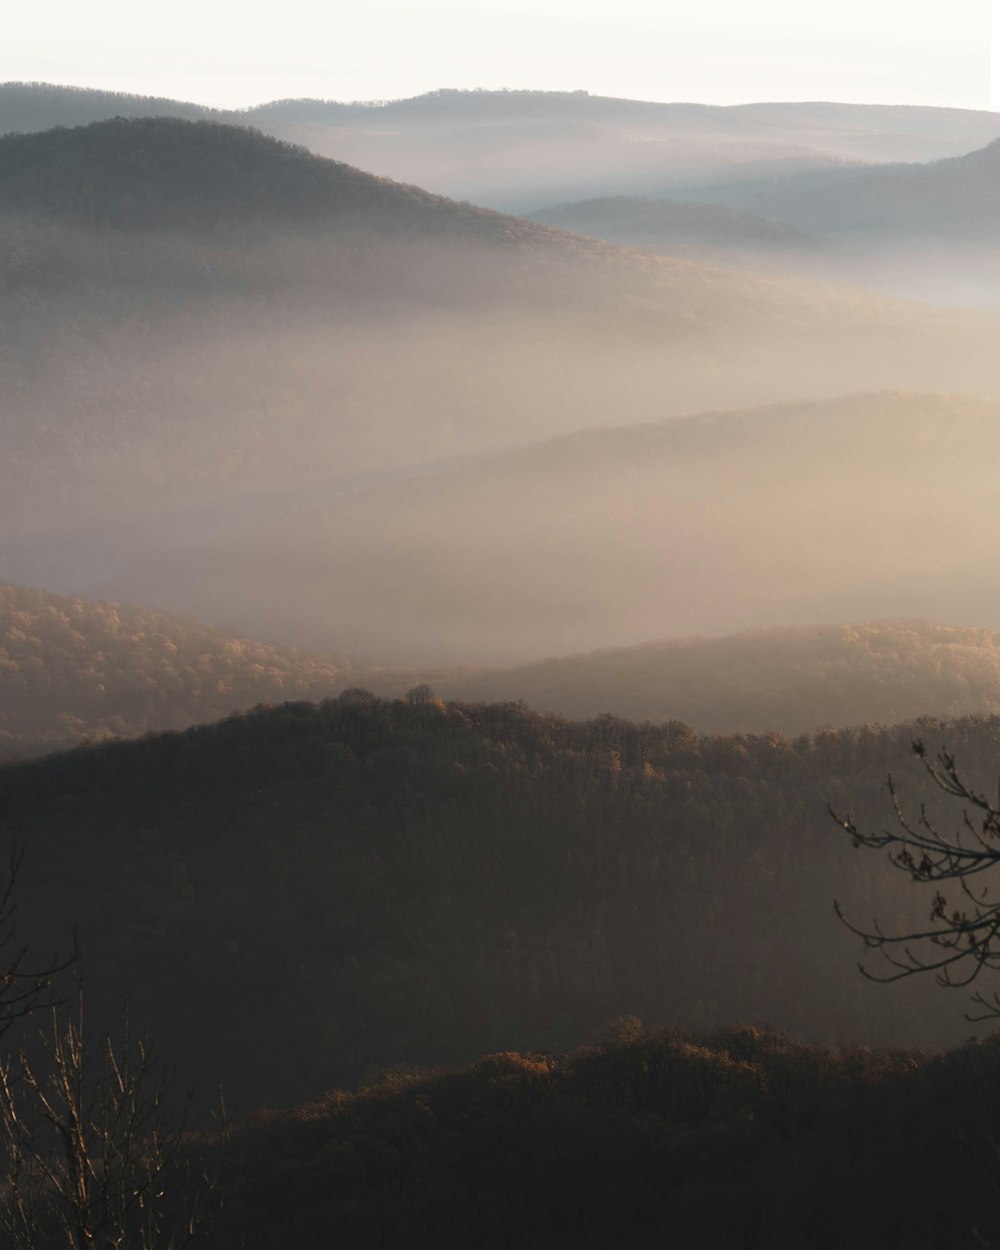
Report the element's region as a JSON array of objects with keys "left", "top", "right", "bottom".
[
  {"left": 4, "top": 85, "right": 1000, "bottom": 209},
  {"left": 4, "top": 120, "right": 995, "bottom": 611},
  {"left": 13, "top": 582, "right": 1000, "bottom": 759},
  {"left": 403, "top": 621, "right": 1000, "bottom": 735},
  {"left": 0, "top": 81, "right": 223, "bottom": 131},
  {"left": 0, "top": 114, "right": 544, "bottom": 234},
  {"left": 0, "top": 582, "right": 353, "bottom": 758},
  {"left": 87, "top": 393, "right": 1000, "bottom": 664},
  {"left": 212, "top": 1027, "right": 1000, "bottom": 1250},
  {"left": 161, "top": 93, "right": 1000, "bottom": 210},
  {"left": 3, "top": 697, "right": 994, "bottom": 1112},
  {"left": 689, "top": 139, "right": 1000, "bottom": 304},
  {"left": 726, "top": 138, "right": 1000, "bottom": 243},
  {"left": 528, "top": 194, "right": 819, "bottom": 270}
]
